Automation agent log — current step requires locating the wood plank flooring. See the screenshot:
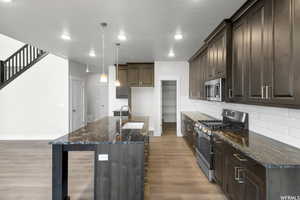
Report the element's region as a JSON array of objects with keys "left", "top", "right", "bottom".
[
  {"left": 0, "top": 131, "right": 226, "bottom": 200},
  {"left": 145, "top": 130, "right": 227, "bottom": 200}
]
